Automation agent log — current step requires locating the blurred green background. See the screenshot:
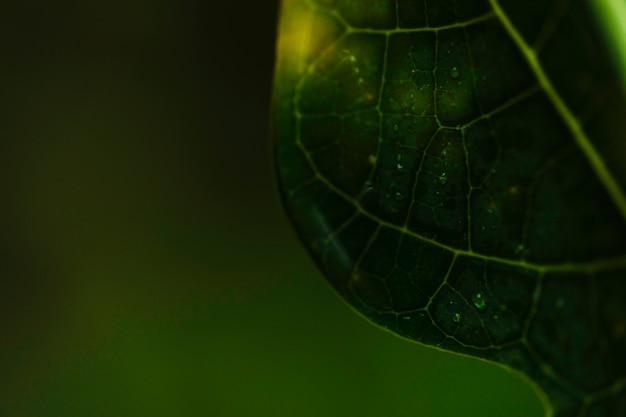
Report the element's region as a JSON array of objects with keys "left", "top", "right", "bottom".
[{"left": 0, "top": 1, "right": 543, "bottom": 416}]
